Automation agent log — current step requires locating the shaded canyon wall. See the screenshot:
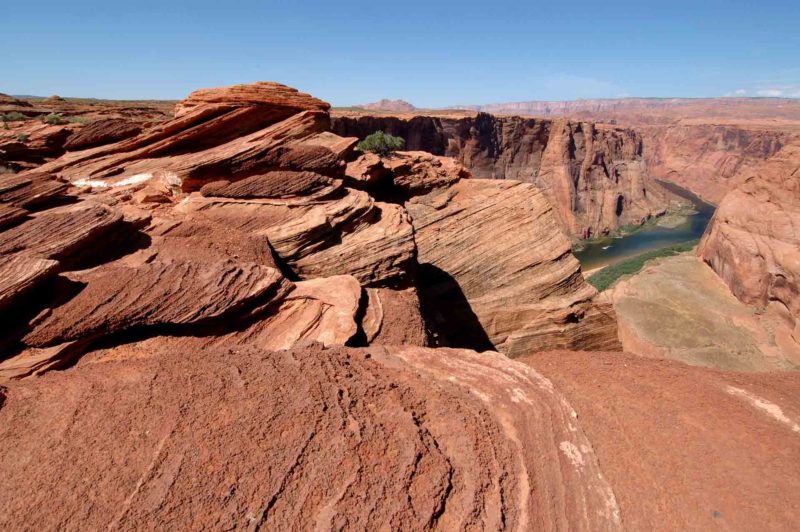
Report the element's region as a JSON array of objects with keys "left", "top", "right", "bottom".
[{"left": 332, "top": 114, "right": 672, "bottom": 239}]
